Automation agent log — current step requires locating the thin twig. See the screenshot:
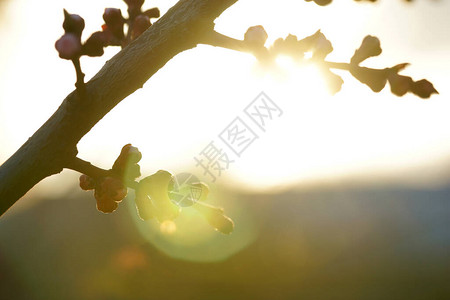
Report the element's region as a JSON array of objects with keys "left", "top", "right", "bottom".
[
  {"left": 65, "top": 157, "right": 139, "bottom": 190},
  {"left": 202, "top": 30, "right": 354, "bottom": 71},
  {"left": 71, "top": 57, "right": 86, "bottom": 99}
]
